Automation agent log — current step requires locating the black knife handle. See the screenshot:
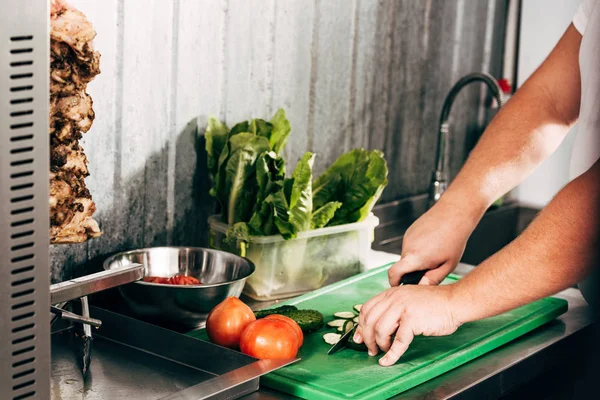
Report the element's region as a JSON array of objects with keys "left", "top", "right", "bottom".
[{"left": 399, "top": 270, "right": 427, "bottom": 285}]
